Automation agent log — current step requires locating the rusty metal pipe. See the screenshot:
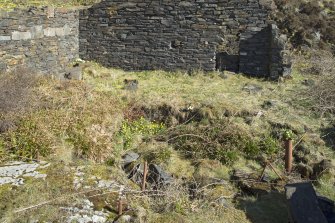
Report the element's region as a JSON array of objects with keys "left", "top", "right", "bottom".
[{"left": 285, "top": 139, "right": 293, "bottom": 173}]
